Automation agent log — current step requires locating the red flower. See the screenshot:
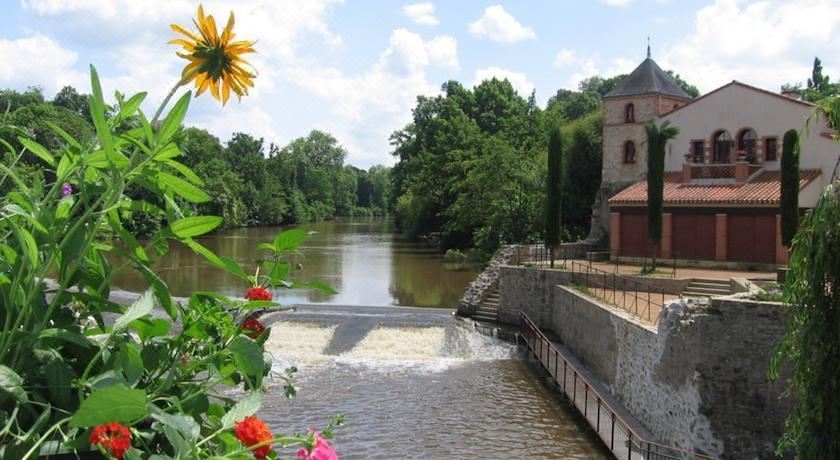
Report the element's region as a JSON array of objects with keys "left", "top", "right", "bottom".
[
  {"left": 242, "top": 318, "right": 267, "bottom": 339},
  {"left": 235, "top": 416, "right": 273, "bottom": 459},
  {"left": 245, "top": 287, "right": 272, "bottom": 301},
  {"left": 89, "top": 422, "right": 131, "bottom": 459}
]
